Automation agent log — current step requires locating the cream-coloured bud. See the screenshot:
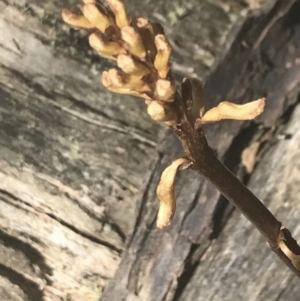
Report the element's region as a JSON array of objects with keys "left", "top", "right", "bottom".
[
  {"left": 102, "top": 69, "right": 150, "bottom": 97},
  {"left": 136, "top": 18, "right": 157, "bottom": 60},
  {"left": 117, "top": 54, "right": 150, "bottom": 76},
  {"left": 136, "top": 18, "right": 155, "bottom": 35},
  {"left": 147, "top": 101, "right": 165, "bottom": 121},
  {"left": 89, "top": 33, "right": 124, "bottom": 59},
  {"left": 106, "top": 68, "right": 142, "bottom": 88},
  {"left": 121, "top": 26, "right": 146, "bottom": 58},
  {"left": 154, "top": 34, "right": 172, "bottom": 78},
  {"left": 156, "top": 158, "right": 190, "bottom": 229},
  {"left": 61, "top": 9, "right": 94, "bottom": 29},
  {"left": 201, "top": 98, "right": 266, "bottom": 123},
  {"left": 147, "top": 101, "right": 176, "bottom": 122},
  {"left": 155, "top": 79, "right": 175, "bottom": 102},
  {"left": 106, "top": 0, "right": 130, "bottom": 28},
  {"left": 82, "top": 3, "right": 112, "bottom": 32},
  {"left": 82, "top": 0, "right": 96, "bottom": 3}
]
